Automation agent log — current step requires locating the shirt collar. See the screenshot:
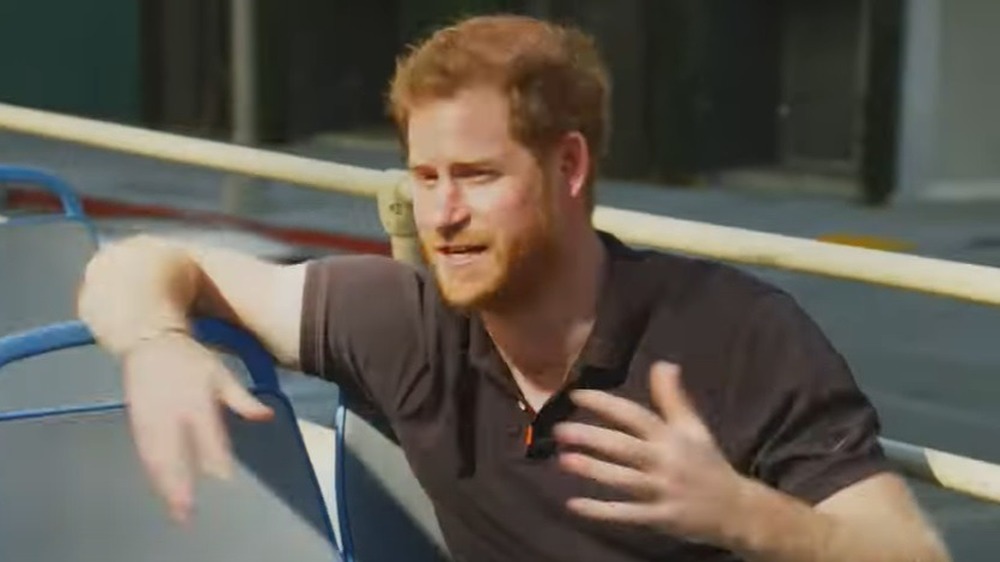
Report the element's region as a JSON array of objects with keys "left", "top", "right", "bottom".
[
  {"left": 453, "top": 231, "right": 664, "bottom": 474},
  {"left": 468, "top": 231, "right": 660, "bottom": 382}
]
